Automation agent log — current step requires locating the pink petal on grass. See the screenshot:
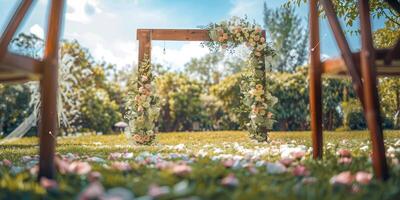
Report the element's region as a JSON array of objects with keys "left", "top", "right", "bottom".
[
  {"left": 2, "top": 159, "right": 12, "bottom": 167},
  {"left": 337, "top": 149, "right": 352, "bottom": 158},
  {"left": 88, "top": 171, "right": 102, "bottom": 182},
  {"left": 221, "top": 173, "right": 239, "bottom": 187},
  {"left": 55, "top": 157, "right": 70, "bottom": 174},
  {"left": 279, "top": 158, "right": 294, "bottom": 167},
  {"left": 78, "top": 182, "right": 105, "bottom": 200},
  {"left": 355, "top": 171, "right": 372, "bottom": 185},
  {"left": 330, "top": 171, "right": 354, "bottom": 185},
  {"left": 69, "top": 161, "right": 92, "bottom": 175},
  {"left": 148, "top": 184, "right": 170, "bottom": 198},
  {"left": 338, "top": 157, "right": 352, "bottom": 165},
  {"left": 223, "top": 159, "right": 235, "bottom": 168},
  {"left": 111, "top": 162, "right": 132, "bottom": 171},
  {"left": 292, "top": 165, "right": 310, "bottom": 177},
  {"left": 108, "top": 152, "right": 123, "bottom": 160},
  {"left": 172, "top": 164, "right": 192, "bottom": 176},
  {"left": 40, "top": 177, "right": 58, "bottom": 190},
  {"left": 291, "top": 151, "right": 306, "bottom": 160}
]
